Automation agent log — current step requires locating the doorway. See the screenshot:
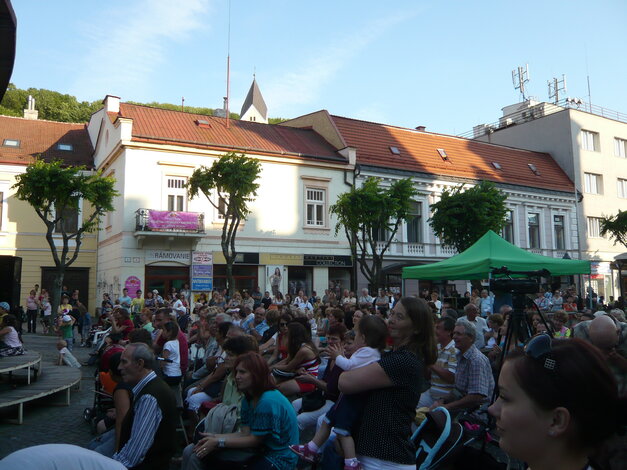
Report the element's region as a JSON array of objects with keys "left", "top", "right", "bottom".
[{"left": 145, "top": 266, "right": 190, "bottom": 297}]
